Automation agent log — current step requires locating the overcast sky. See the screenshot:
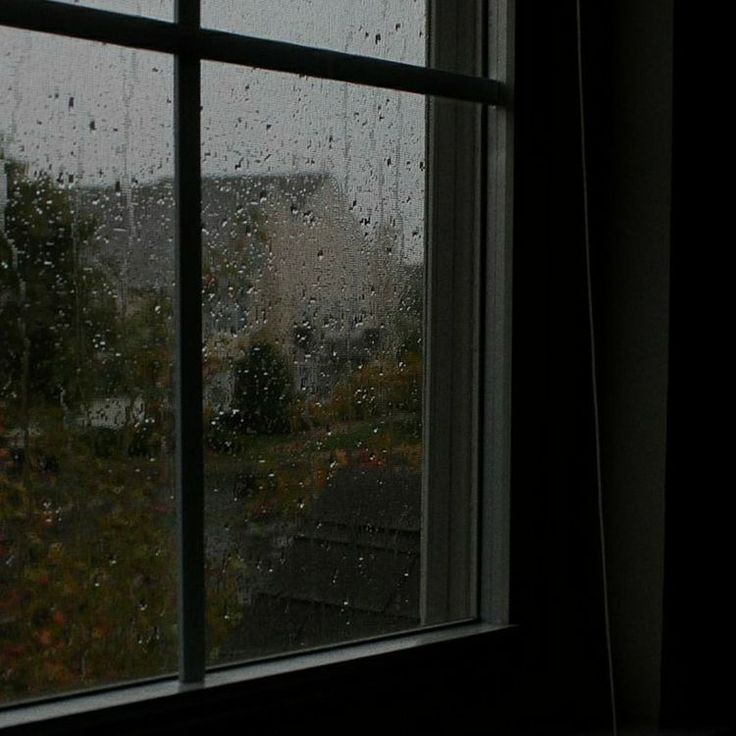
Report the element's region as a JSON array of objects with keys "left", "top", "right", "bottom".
[{"left": 0, "top": 1, "right": 426, "bottom": 259}]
